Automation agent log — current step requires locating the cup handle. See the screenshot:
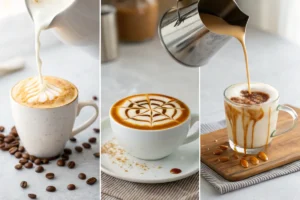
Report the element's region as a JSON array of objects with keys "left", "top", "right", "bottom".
[
  {"left": 182, "top": 113, "right": 199, "bottom": 145},
  {"left": 271, "top": 105, "right": 298, "bottom": 137},
  {"left": 71, "top": 101, "right": 99, "bottom": 137}
]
